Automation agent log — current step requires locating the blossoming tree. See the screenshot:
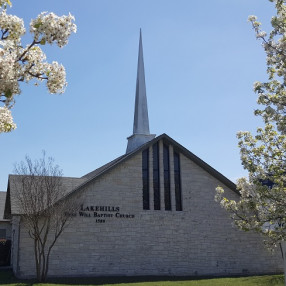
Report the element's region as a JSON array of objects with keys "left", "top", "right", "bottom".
[
  {"left": 215, "top": 0, "right": 286, "bottom": 283},
  {"left": 0, "top": 0, "right": 76, "bottom": 133}
]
